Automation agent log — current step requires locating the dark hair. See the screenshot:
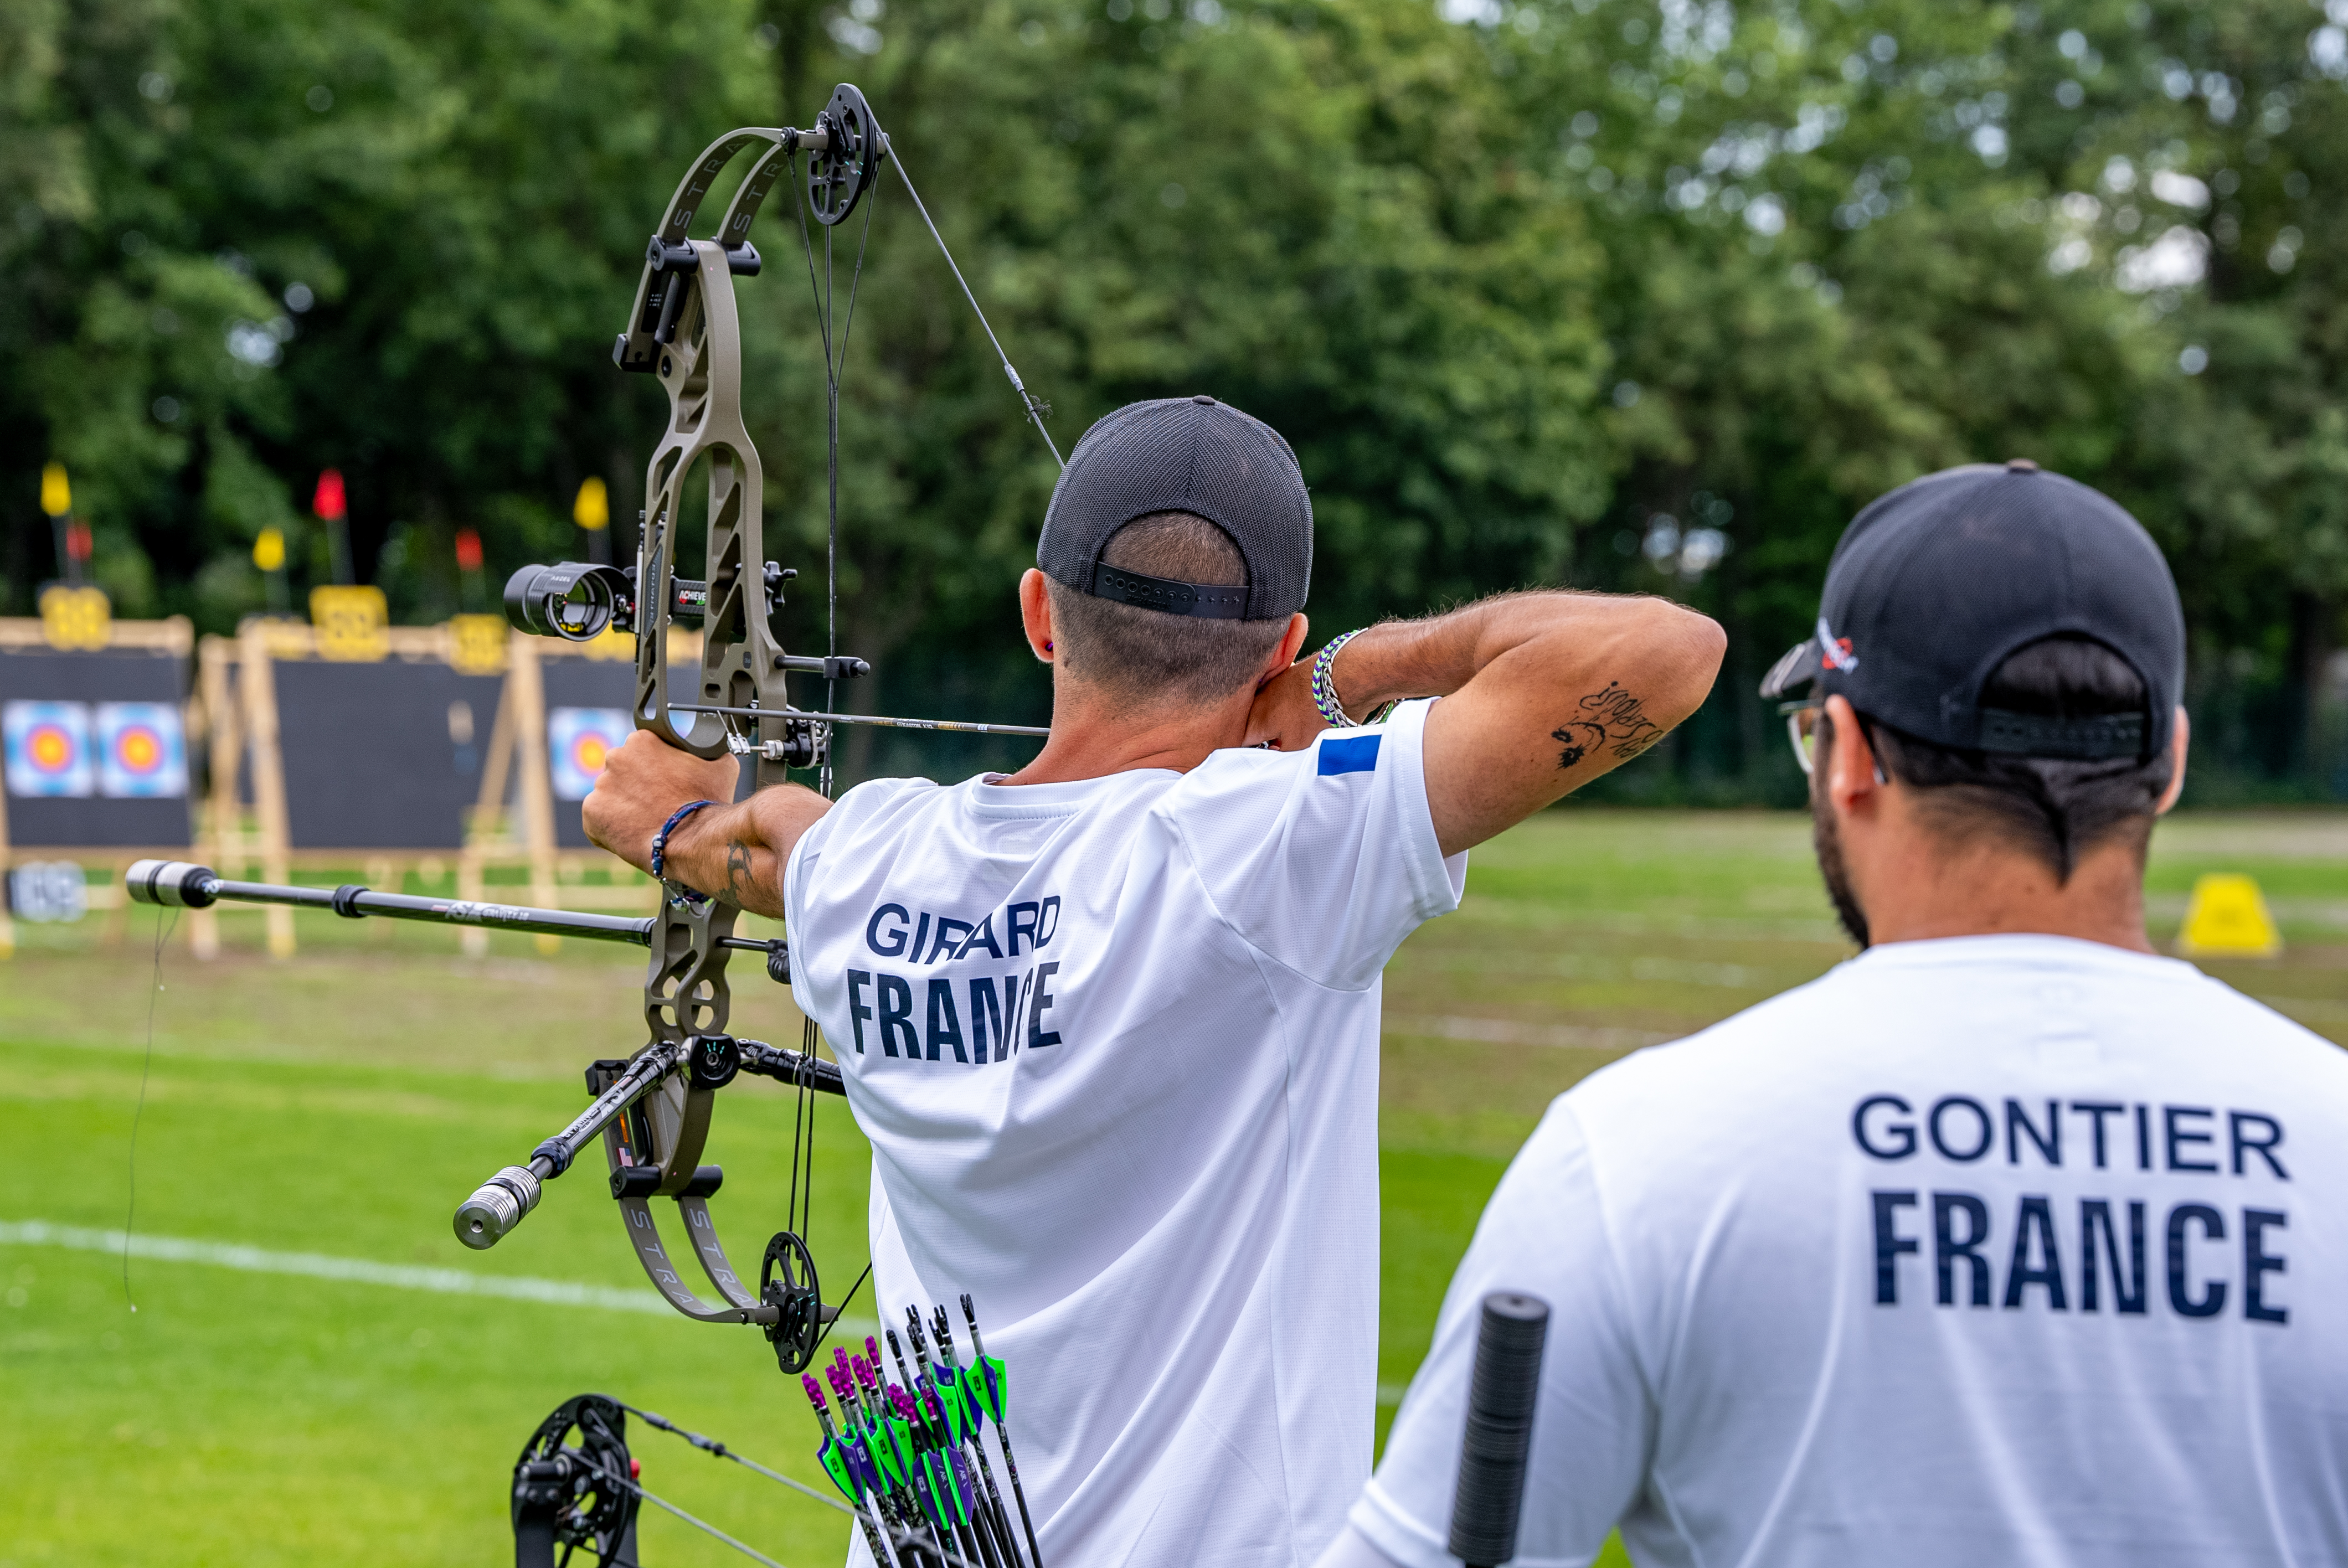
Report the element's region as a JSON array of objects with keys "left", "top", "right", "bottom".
[
  {"left": 1831, "top": 636, "right": 2175, "bottom": 881},
  {"left": 1043, "top": 511, "right": 1291, "bottom": 704}
]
